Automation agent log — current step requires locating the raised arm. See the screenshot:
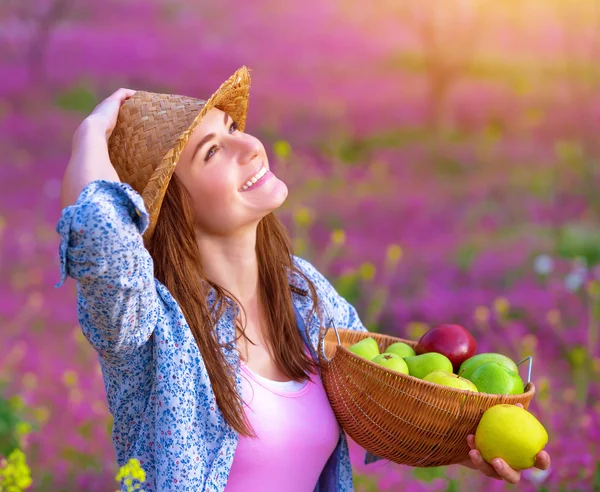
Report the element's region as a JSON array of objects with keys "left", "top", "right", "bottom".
[
  {"left": 58, "top": 88, "right": 160, "bottom": 367},
  {"left": 61, "top": 88, "right": 134, "bottom": 207}
]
